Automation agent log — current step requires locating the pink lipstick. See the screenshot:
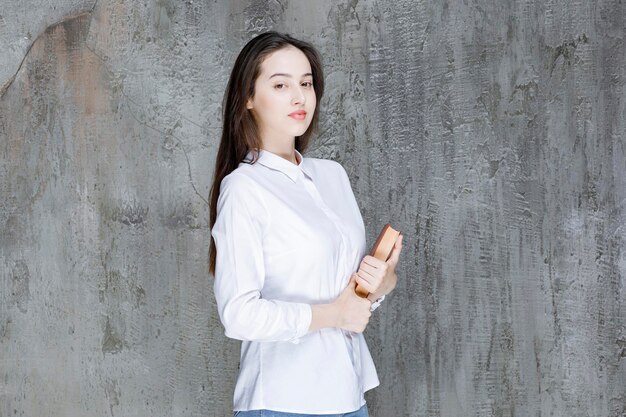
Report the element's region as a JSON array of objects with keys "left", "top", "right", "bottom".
[{"left": 289, "top": 110, "right": 307, "bottom": 120}]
